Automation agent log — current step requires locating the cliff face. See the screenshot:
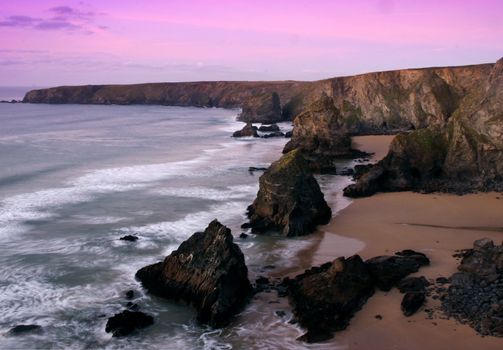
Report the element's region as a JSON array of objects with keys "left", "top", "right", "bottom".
[
  {"left": 24, "top": 63, "right": 493, "bottom": 127},
  {"left": 345, "top": 58, "right": 503, "bottom": 196}
]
